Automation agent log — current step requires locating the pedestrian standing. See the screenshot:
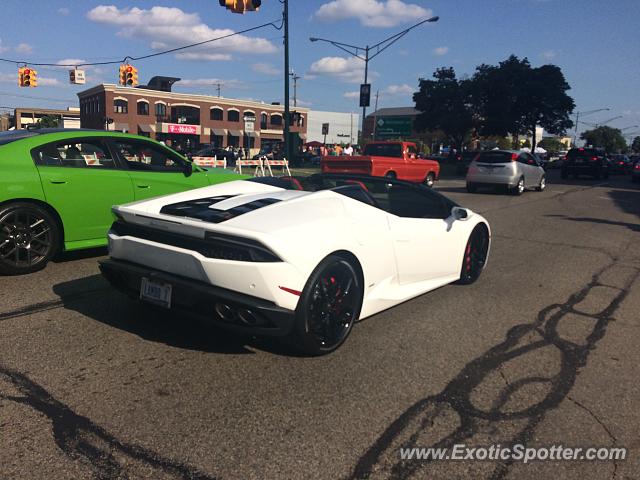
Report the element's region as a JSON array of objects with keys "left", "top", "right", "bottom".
[{"left": 344, "top": 143, "right": 354, "bottom": 155}]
